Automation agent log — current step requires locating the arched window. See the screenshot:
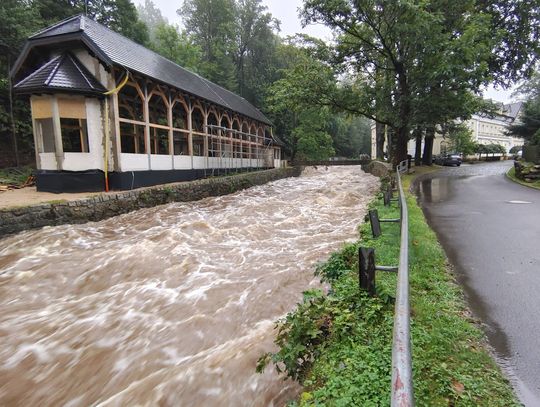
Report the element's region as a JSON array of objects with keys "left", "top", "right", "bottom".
[
  {"left": 232, "top": 119, "right": 241, "bottom": 158},
  {"left": 191, "top": 105, "right": 205, "bottom": 155},
  {"left": 172, "top": 99, "right": 188, "bottom": 130},
  {"left": 241, "top": 122, "right": 249, "bottom": 140},
  {"left": 191, "top": 106, "right": 205, "bottom": 133},
  {"left": 241, "top": 122, "right": 249, "bottom": 158},
  {"left": 208, "top": 111, "right": 219, "bottom": 157},
  {"left": 118, "top": 82, "right": 145, "bottom": 154},
  {"left": 118, "top": 83, "right": 144, "bottom": 122},
  {"left": 148, "top": 92, "right": 169, "bottom": 155},
  {"left": 172, "top": 99, "right": 189, "bottom": 155},
  {"left": 220, "top": 115, "right": 232, "bottom": 158}
]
